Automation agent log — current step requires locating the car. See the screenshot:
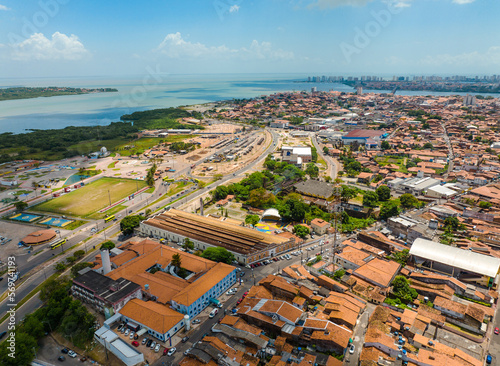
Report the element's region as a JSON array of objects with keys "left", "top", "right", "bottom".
[
  {"left": 235, "top": 268, "right": 241, "bottom": 272},
  {"left": 184, "top": 348, "right": 192, "bottom": 356},
  {"left": 155, "top": 344, "right": 161, "bottom": 353},
  {"left": 150, "top": 341, "right": 156, "bottom": 350},
  {"left": 244, "top": 291, "right": 249, "bottom": 296},
  {"left": 182, "top": 336, "right": 189, "bottom": 343},
  {"left": 209, "top": 309, "right": 218, "bottom": 318},
  {"left": 226, "top": 290, "right": 233, "bottom": 295},
  {"left": 495, "top": 327, "right": 499, "bottom": 335},
  {"left": 486, "top": 354, "right": 492, "bottom": 364},
  {"left": 61, "top": 348, "right": 69, "bottom": 354},
  {"left": 146, "top": 339, "right": 153, "bottom": 347},
  {"left": 236, "top": 299, "right": 242, "bottom": 305},
  {"left": 192, "top": 319, "right": 201, "bottom": 324},
  {"left": 134, "top": 333, "right": 139, "bottom": 340},
  {"left": 68, "top": 350, "right": 77, "bottom": 358},
  {"left": 167, "top": 347, "right": 176, "bottom": 356},
  {"left": 163, "top": 348, "right": 169, "bottom": 356},
  {"left": 349, "top": 345, "right": 355, "bottom": 354},
  {"left": 142, "top": 337, "right": 148, "bottom": 345},
  {"left": 79, "top": 356, "right": 87, "bottom": 362},
  {"left": 129, "top": 331, "right": 135, "bottom": 339},
  {"left": 124, "top": 329, "right": 130, "bottom": 336},
  {"left": 117, "top": 324, "right": 124, "bottom": 331},
  {"left": 132, "top": 341, "right": 139, "bottom": 347},
  {"left": 58, "top": 356, "right": 65, "bottom": 362},
  {"left": 0, "top": 331, "right": 6, "bottom": 339},
  {"left": 240, "top": 272, "right": 245, "bottom": 277}
]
